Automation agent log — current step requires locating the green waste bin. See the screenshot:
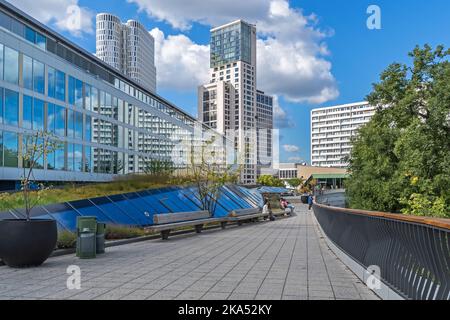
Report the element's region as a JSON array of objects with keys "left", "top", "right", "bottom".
[
  {"left": 76, "top": 216, "right": 97, "bottom": 259},
  {"left": 96, "top": 223, "right": 106, "bottom": 254}
]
